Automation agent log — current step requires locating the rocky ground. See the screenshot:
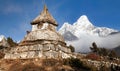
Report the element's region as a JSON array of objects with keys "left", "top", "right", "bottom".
[
  {"left": 0, "top": 59, "right": 68, "bottom": 71},
  {"left": 0, "top": 57, "right": 120, "bottom": 71},
  {"left": 0, "top": 58, "right": 89, "bottom": 71}
]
